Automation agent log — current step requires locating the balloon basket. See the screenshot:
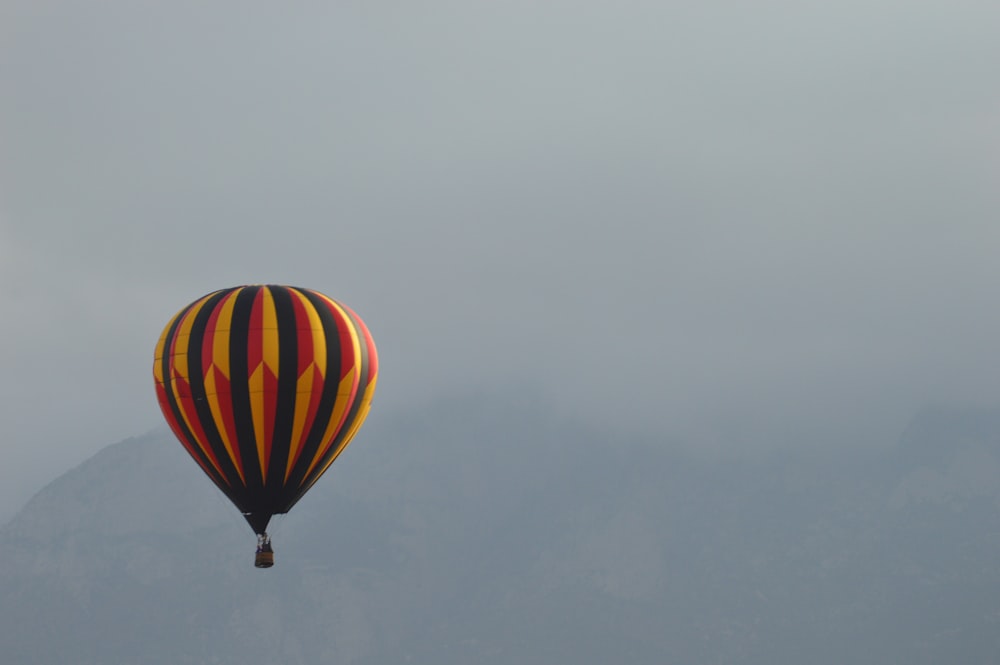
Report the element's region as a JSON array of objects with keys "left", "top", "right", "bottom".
[
  {"left": 254, "top": 533, "right": 274, "bottom": 568},
  {"left": 255, "top": 550, "right": 274, "bottom": 568}
]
